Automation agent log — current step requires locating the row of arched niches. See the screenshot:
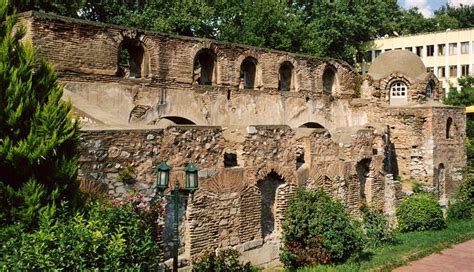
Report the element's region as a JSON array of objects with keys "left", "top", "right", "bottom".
[{"left": 116, "top": 33, "right": 340, "bottom": 95}]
